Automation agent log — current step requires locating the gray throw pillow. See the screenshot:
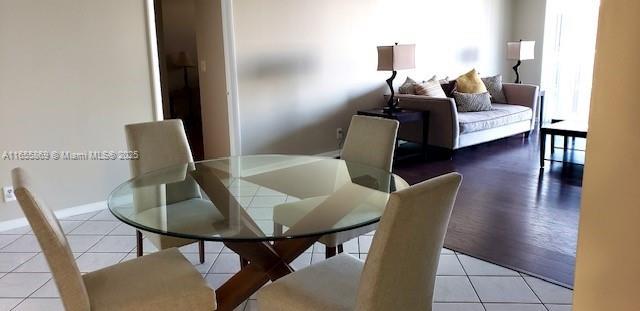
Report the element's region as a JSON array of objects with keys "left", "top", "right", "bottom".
[
  {"left": 398, "top": 77, "right": 417, "bottom": 94},
  {"left": 481, "top": 75, "right": 507, "bottom": 103},
  {"left": 453, "top": 91, "right": 493, "bottom": 112}
]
